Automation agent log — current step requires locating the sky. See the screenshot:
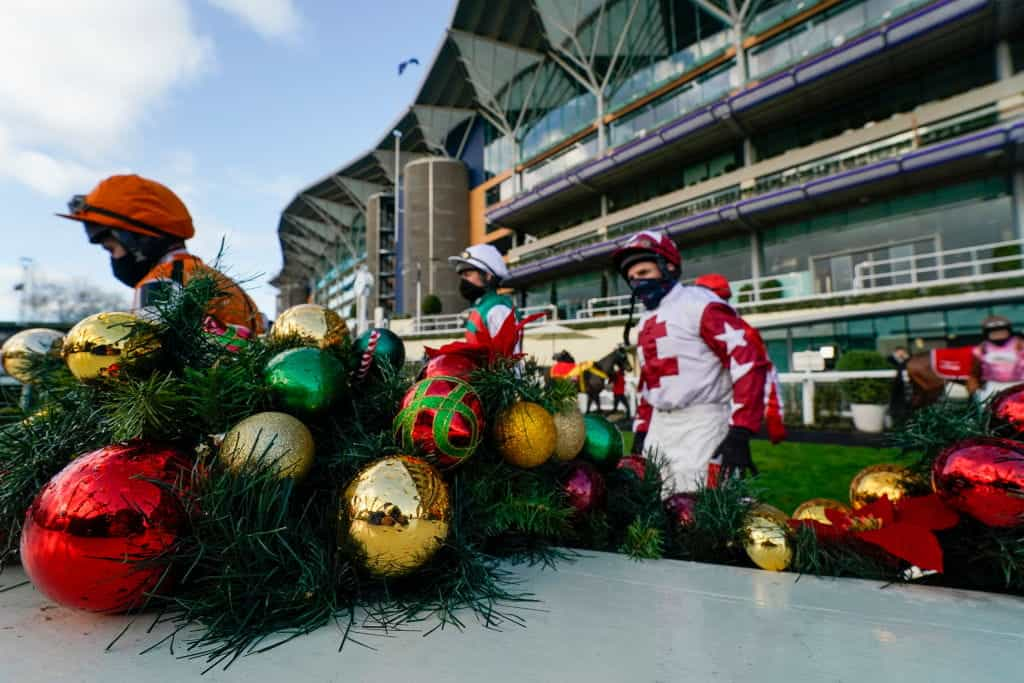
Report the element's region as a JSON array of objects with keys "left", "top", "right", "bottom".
[{"left": 0, "top": 0, "right": 453, "bottom": 321}]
